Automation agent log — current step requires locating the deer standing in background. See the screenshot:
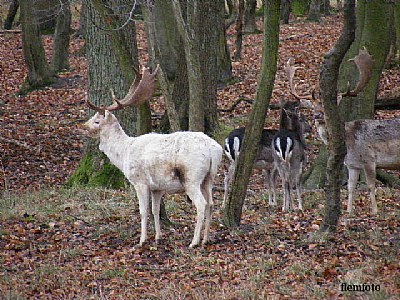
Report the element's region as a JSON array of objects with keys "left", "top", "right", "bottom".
[
  {"left": 83, "top": 65, "right": 223, "bottom": 248},
  {"left": 223, "top": 100, "right": 310, "bottom": 210},
  {"left": 289, "top": 48, "right": 398, "bottom": 214},
  {"left": 272, "top": 101, "right": 308, "bottom": 211}
]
